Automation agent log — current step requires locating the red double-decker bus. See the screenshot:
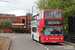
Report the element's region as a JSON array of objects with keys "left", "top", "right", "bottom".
[{"left": 31, "top": 9, "right": 64, "bottom": 43}]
